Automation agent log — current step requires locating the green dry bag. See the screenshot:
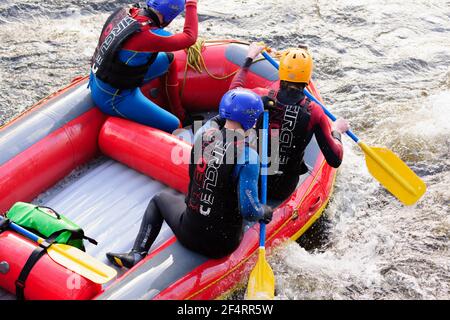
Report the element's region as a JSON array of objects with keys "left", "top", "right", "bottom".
[{"left": 6, "top": 202, "right": 97, "bottom": 251}]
